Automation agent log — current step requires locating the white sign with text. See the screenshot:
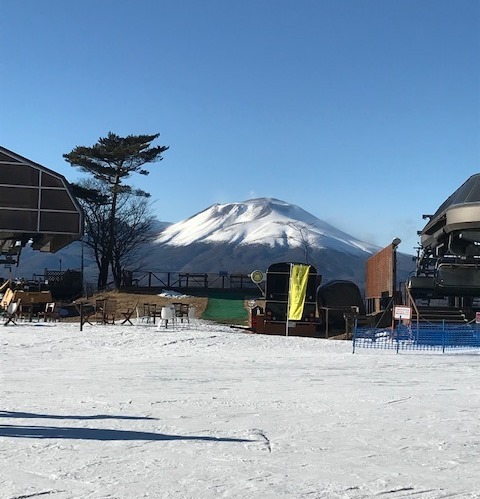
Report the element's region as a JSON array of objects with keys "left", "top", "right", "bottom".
[{"left": 394, "top": 306, "right": 412, "bottom": 320}]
